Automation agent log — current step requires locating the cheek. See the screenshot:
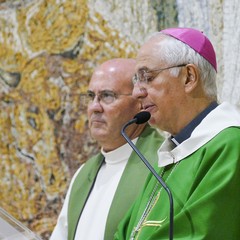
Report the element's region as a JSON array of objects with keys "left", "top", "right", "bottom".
[
  {"left": 147, "top": 86, "right": 166, "bottom": 106},
  {"left": 147, "top": 87, "right": 169, "bottom": 119},
  {"left": 151, "top": 81, "right": 179, "bottom": 105},
  {"left": 113, "top": 102, "right": 141, "bottom": 124}
]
